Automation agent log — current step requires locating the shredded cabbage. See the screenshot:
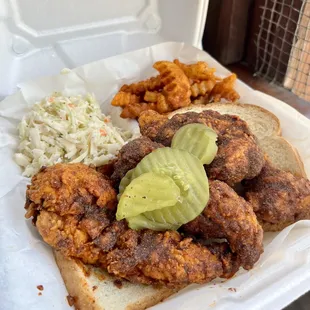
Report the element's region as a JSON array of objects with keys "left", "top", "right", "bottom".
[{"left": 14, "top": 92, "right": 133, "bottom": 177}]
